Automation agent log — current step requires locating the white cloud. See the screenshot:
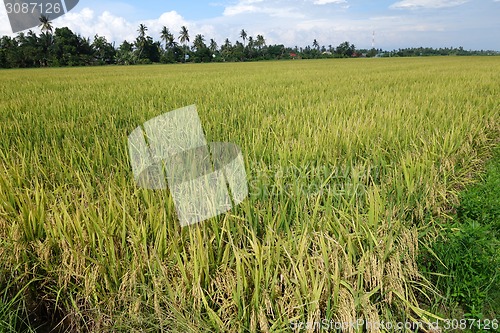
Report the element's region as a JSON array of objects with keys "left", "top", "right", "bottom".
[
  {"left": 223, "top": 4, "right": 259, "bottom": 16},
  {"left": 144, "top": 11, "right": 189, "bottom": 39},
  {"left": 57, "top": 8, "right": 136, "bottom": 42},
  {"left": 223, "top": 3, "right": 304, "bottom": 18},
  {"left": 223, "top": 0, "right": 348, "bottom": 17},
  {"left": 390, "top": 0, "right": 469, "bottom": 9},
  {"left": 313, "top": 0, "right": 348, "bottom": 5},
  {"left": 222, "top": 0, "right": 266, "bottom": 16},
  {"left": 46, "top": 8, "right": 216, "bottom": 45}
]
